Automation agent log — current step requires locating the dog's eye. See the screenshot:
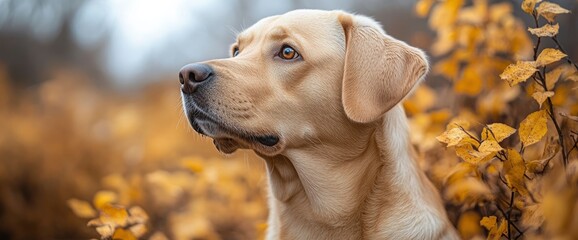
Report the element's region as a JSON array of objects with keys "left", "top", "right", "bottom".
[
  {"left": 278, "top": 45, "right": 299, "bottom": 60},
  {"left": 233, "top": 47, "right": 240, "bottom": 57}
]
